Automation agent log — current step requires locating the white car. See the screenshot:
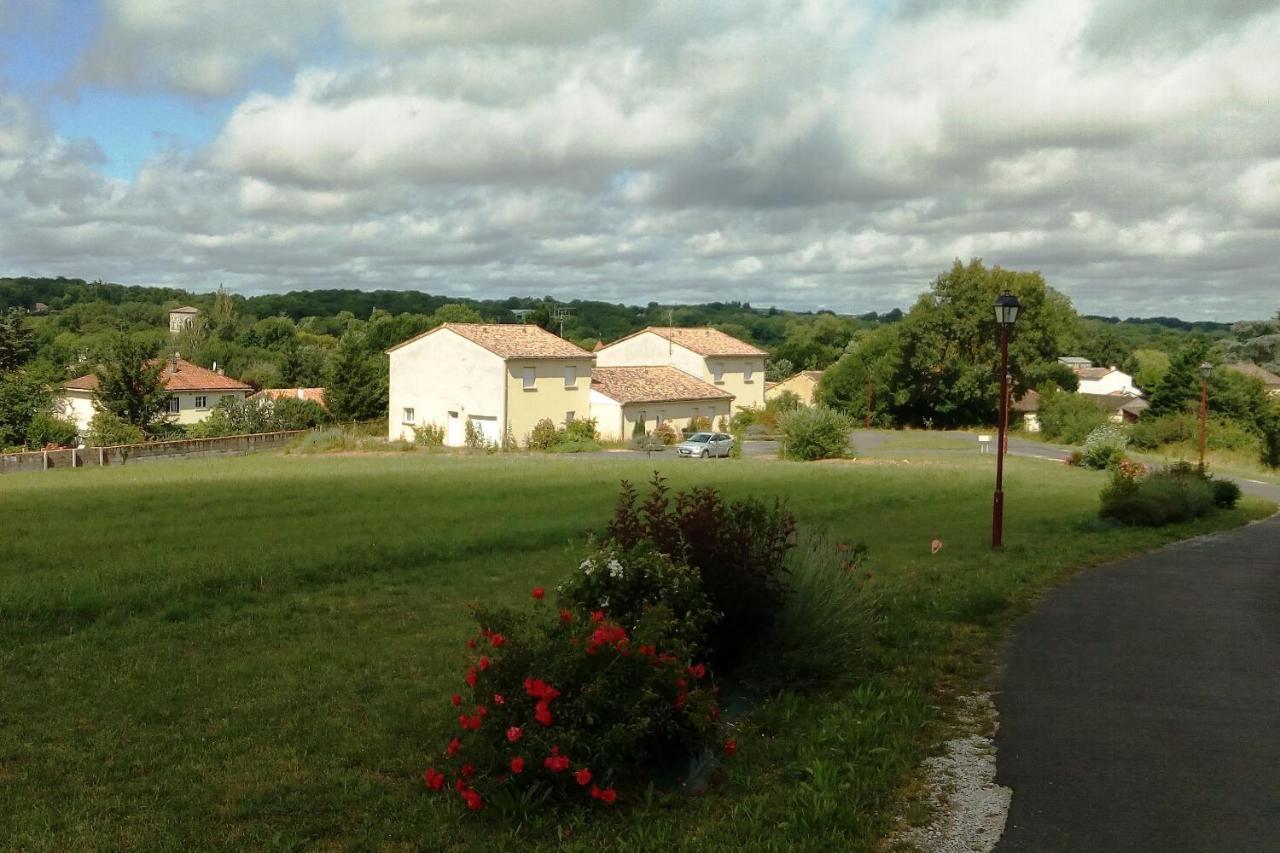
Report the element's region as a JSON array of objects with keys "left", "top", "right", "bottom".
[{"left": 676, "top": 432, "right": 734, "bottom": 458}]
